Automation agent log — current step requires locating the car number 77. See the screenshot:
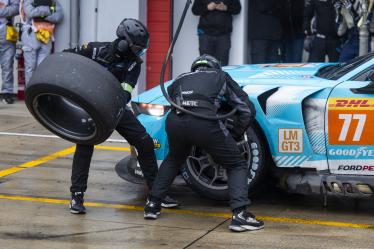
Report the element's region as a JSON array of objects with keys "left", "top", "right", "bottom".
[
  {"left": 338, "top": 114, "right": 366, "bottom": 142},
  {"left": 328, "top": 98, "right": 374, "bottom": 145}
]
